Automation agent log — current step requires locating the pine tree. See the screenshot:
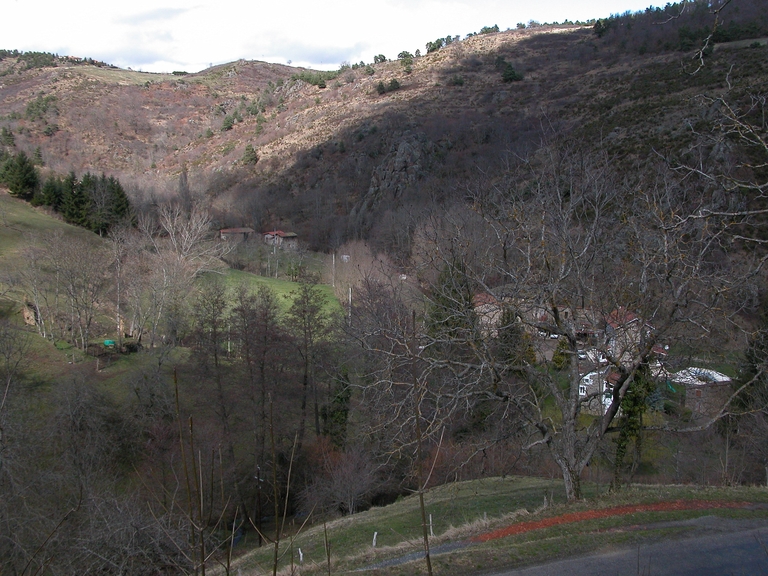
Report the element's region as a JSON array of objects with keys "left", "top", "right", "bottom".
[
  {"left": 242, "top": 144, "right": 259, "bottom": 165},
  {"left": 426, "top": 260, "right": 476, "bottom": 344},
  {"left": 107, "top": 176, "right": 131, "bottom": 224},
  {"left": 61, "top": 172, "right": 88, "bottom": 227},
  {"left": 497, "top": 307, "right": 536, "bottom": 369},
  {"left": 0, "top": 127, "right": 15, "bottom": 147},
  {"left": 3, "top": 151, "right": 38, "bottom": 199},
  {"left": 41, "top": 175, "right": 64, "bottom": 209}
]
